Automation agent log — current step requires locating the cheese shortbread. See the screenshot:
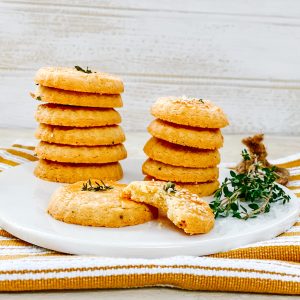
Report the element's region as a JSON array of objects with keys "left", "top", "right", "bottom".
[
  {"left": 35, "top": 103, "right": 121, "bottom": 127},
  {"left": 144, "top": 176, "right": 219, "bottom": 197},
  {"left": 35, "top": 141, "right": 127, "bottom": 164},
  {"left": 35, "top": 124, "right": 125, "bottom": 146},
  {"left": 122, "top": 180, "right": 215, "bottom": 235},
  {"left": 144, "top": 137, "right": 220, "bottom": 168},
  {"left": 142, "top": 158, "right": 219, "bottom": 183},
  {"left": 148, "top": 119, "right": 223, "bottom": 150},
  {"left": 48, "top": 180, "right": 157, "bottom": 227},
  {"left": 31, "top": 85, "right": 123, "bottom": 108},
  {"left": 151, "top": 97, "right": 229, "bottom": 128},
  {"left": 34, "top": 159, "right": 123, "bottom": 183},
  {"left": 35, "top": 66, "right": 124, "bottom": 94}
]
